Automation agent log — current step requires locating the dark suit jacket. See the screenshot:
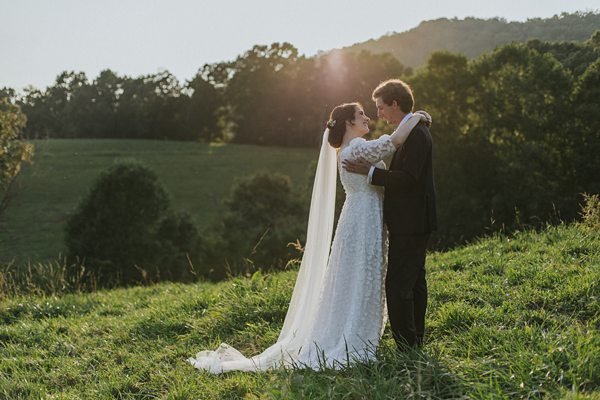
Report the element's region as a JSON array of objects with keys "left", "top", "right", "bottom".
[{"left": 371, "top": 122, "right": 437, "bottom": 235}]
